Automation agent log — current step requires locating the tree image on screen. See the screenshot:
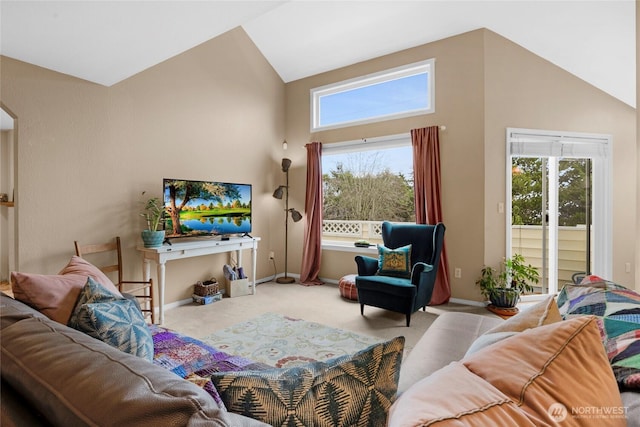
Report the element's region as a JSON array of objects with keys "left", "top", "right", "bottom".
[{"left": 164, "top": 180, "right": 250, "bottom": 237}]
